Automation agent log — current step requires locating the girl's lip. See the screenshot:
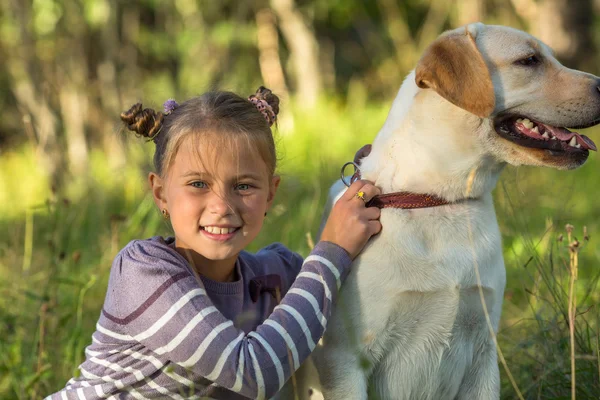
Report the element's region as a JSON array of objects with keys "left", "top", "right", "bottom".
[{"left": 200, "top": 227, "right": 240, "bottom": 242}]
